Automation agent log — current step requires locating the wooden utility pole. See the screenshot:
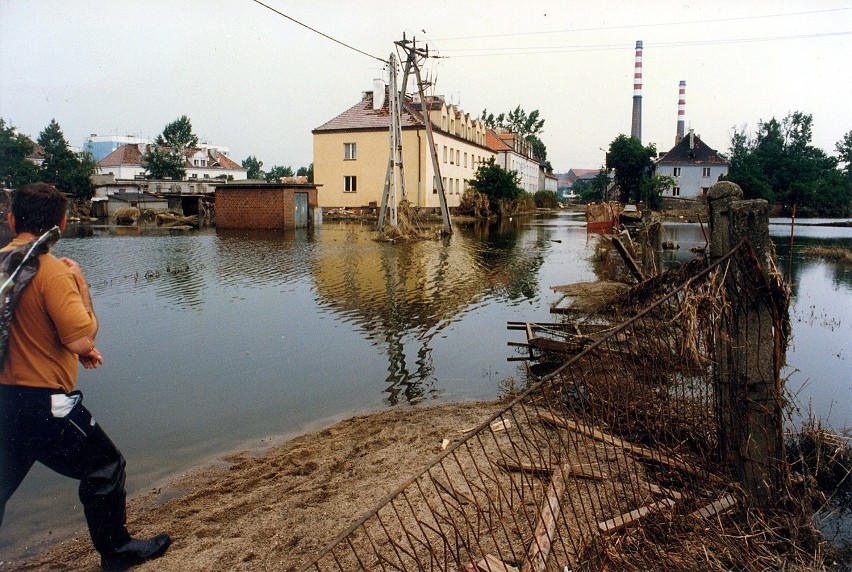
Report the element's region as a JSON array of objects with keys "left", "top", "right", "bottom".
[
  {"left": 378, "top": 35, "right": 452, "bottom": 235},
  {"left": 378, "top": 53, "right": 404, "bottom": 231}
]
